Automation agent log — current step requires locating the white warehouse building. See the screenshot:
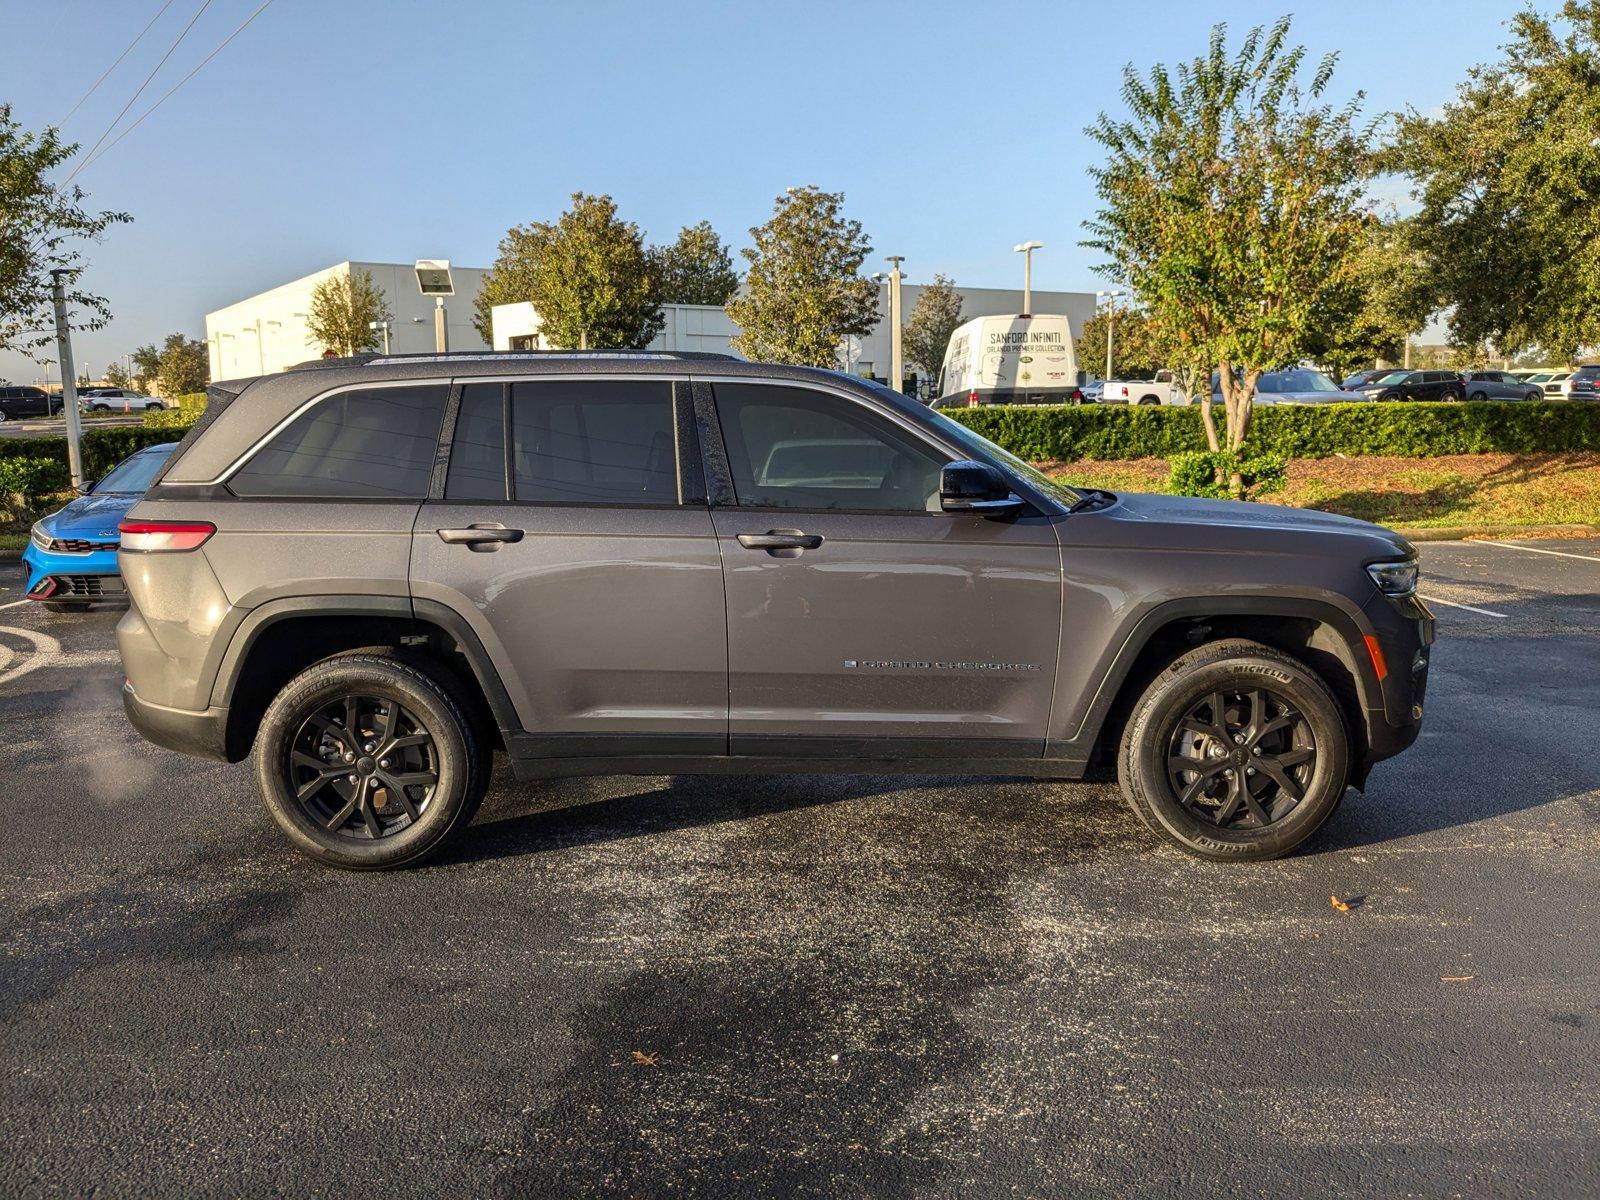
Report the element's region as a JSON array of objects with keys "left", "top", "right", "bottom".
[{"left": 206, "top": 261, "right": 1098, "bottom": 385}]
